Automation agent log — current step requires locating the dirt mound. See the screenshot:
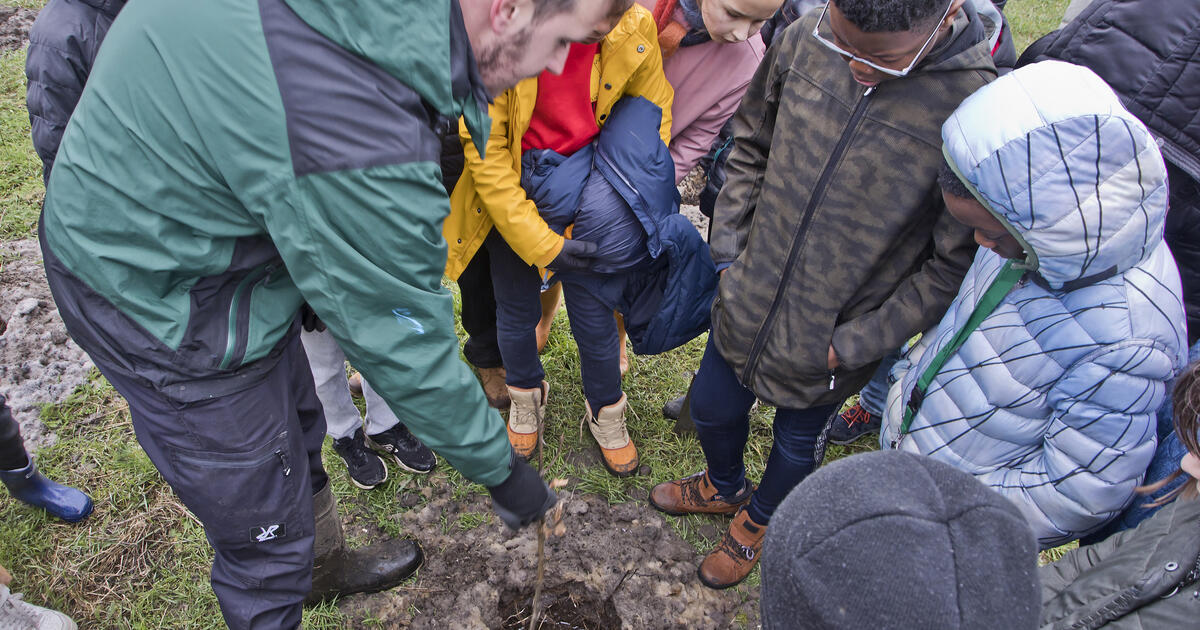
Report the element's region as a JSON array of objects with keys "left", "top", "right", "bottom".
[
  {"left": 0, "top": 238, "right": 94, "bottom": 451},
  {"left": 0, "top": 4, "right": 37, "bottom": 52},
  {"left": 337, "top": 489, "right": 758, "bottom": 629}
]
